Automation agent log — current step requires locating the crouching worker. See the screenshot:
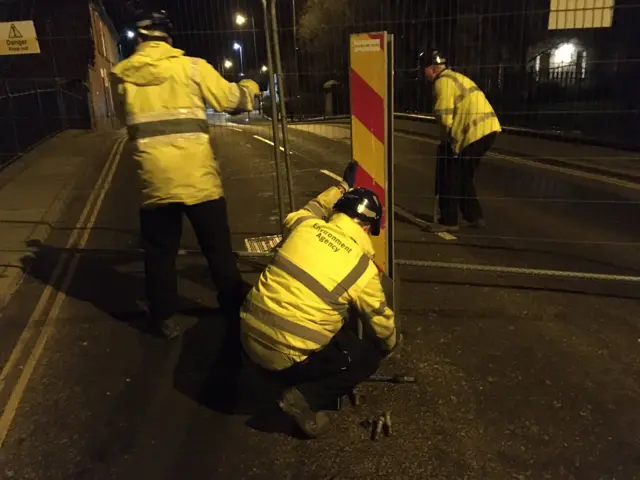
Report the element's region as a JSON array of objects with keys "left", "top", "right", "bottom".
[{"left": 240, "top": 161, "right": 399, "bottom": 438}]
